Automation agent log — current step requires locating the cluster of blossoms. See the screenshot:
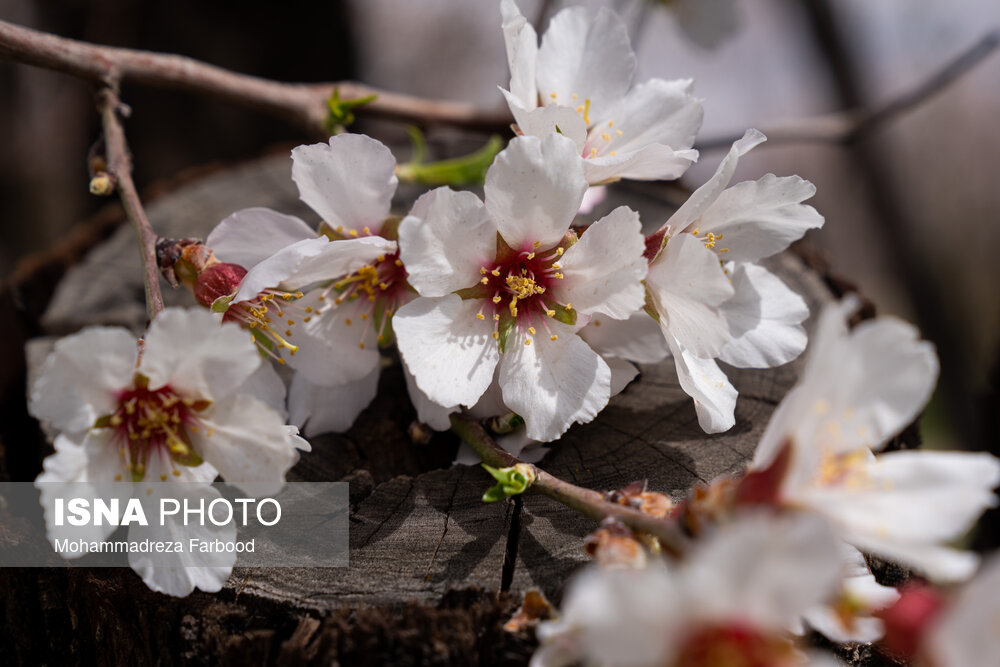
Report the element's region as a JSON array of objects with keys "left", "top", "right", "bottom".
[
  {"left": 26, "top": 4, "right": 1000, "bottom": 662},
  {"left": 165, "top": 0, "right": 822, "bottom": 444},
  {"left": 531, "top": 300, "right": 1000, "bottom": 666}
]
